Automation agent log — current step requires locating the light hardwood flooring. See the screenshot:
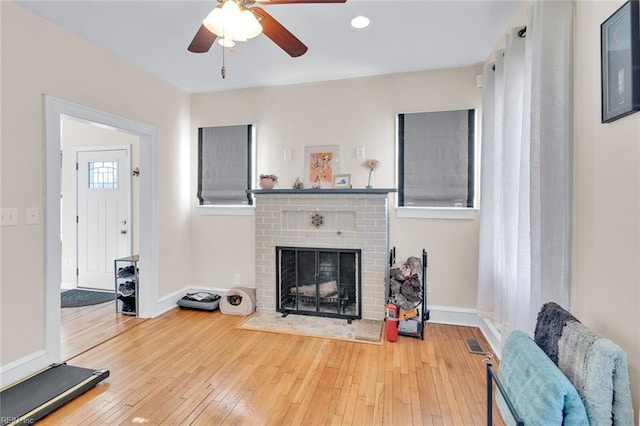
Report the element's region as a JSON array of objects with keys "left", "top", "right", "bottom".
[
  {"left": 61, "top": 300, "right": 146, "bottom": 360},
  {"left": 48, "top": 308, "right": 504, "bottom": 425}
]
